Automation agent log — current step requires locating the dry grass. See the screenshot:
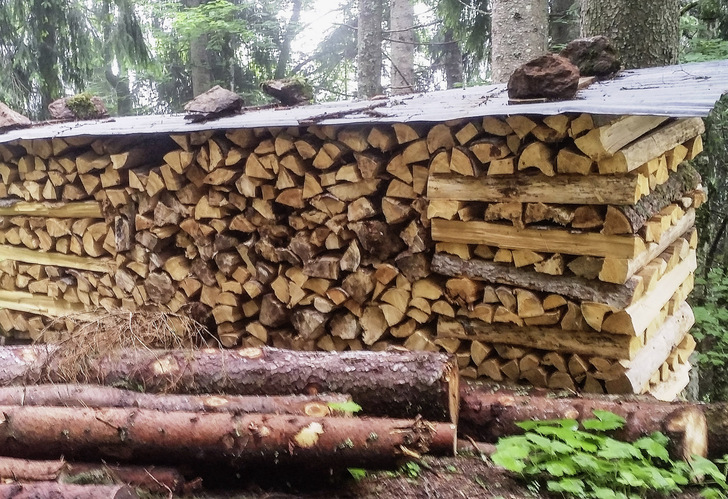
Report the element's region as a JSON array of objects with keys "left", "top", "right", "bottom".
[{"left": 38, "top": 309, "right": 214, "bottom": 384}]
